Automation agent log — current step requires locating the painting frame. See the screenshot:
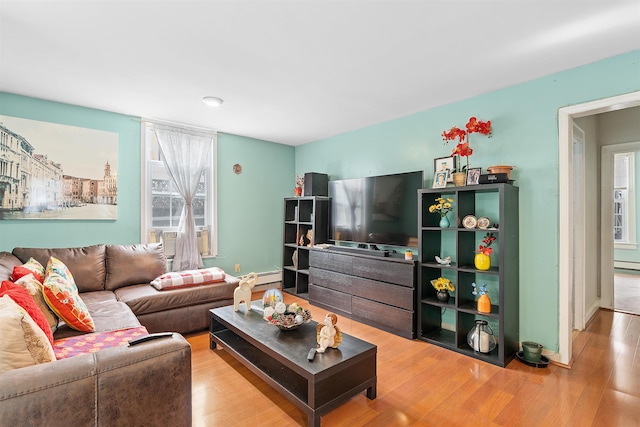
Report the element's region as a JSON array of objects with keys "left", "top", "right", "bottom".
[
  {"left": 434, "top": 156, "right": 457, "bottom": 182},
  {"left": 432, "top": 170, "right": 449, "bottom": 189},
  {"left": 466, "top": 167, "right": 482, "bottom": 185},
  {"left": 0, "top": 114, "right": 118, "bottom": 220}
]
